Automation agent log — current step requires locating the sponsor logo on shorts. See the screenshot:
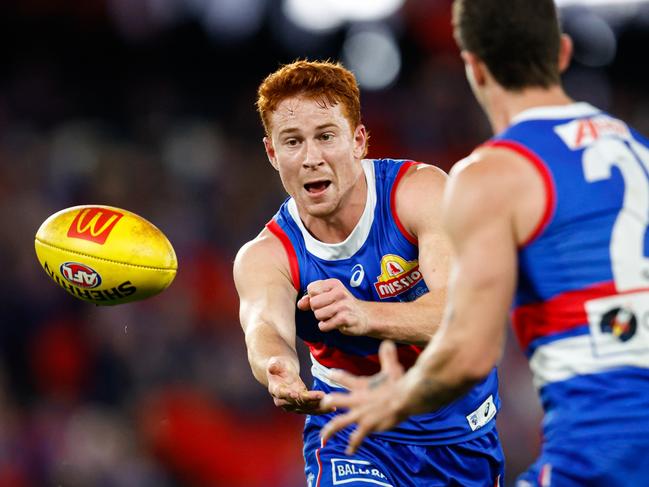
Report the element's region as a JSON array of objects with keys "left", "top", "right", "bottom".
[
  {"left": 466, "top": 394, "right": 497, "bottom": 431},
  {"left": 67, "top": 207, "right": 123, "bottom": 244},
  {"left": 330, "top": 458, "right": 393, "bottom": 486},
  {"left": 374, "top": 254, "right": 422, "bottom": 299},
  {"left": 60, "top": 262, "right": 102, "bottom": 288}
]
